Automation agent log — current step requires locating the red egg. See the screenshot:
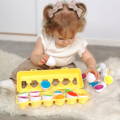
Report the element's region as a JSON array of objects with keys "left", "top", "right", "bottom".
[
  {"left": 82, "top": 73, "right": 86, "bottom": 79},
  {"left": 67, "top": 91, "right": 78, "bottom": 96}
]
